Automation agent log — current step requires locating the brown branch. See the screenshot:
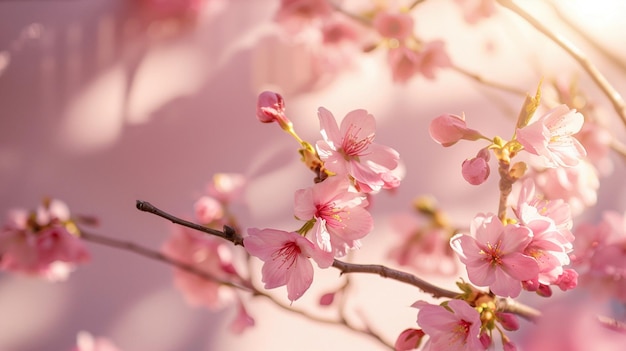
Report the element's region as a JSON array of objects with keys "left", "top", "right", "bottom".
[
  {"left": 331, "top": 260, "right": 458, "bottom": 299},
  {"left": 134, "top": 199, "right": 548, "bottom": 322},
  {"left": 496, "top": 0, "right": 626, "bottom": 128},
  {"left": 136, "top": 200, "right": 244, "bottom": 246},
  {"left": 451, "top": 64, "right": 527, "bottom": 96}
]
